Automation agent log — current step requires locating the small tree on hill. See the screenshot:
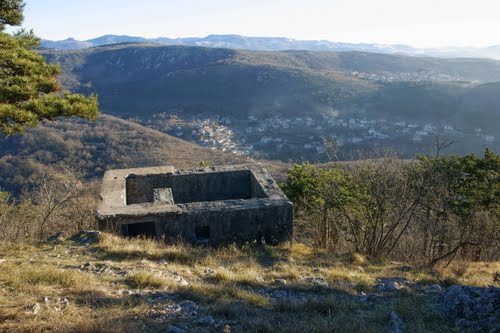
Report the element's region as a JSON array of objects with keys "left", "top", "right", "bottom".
[{"left": 0, "top": 0, "right": 99, "bottom": 135}]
